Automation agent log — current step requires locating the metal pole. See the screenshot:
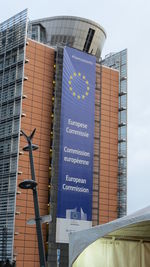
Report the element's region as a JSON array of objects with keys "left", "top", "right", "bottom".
[{"left": 22, "top": 131, "right": 46, "bottom": 267}]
